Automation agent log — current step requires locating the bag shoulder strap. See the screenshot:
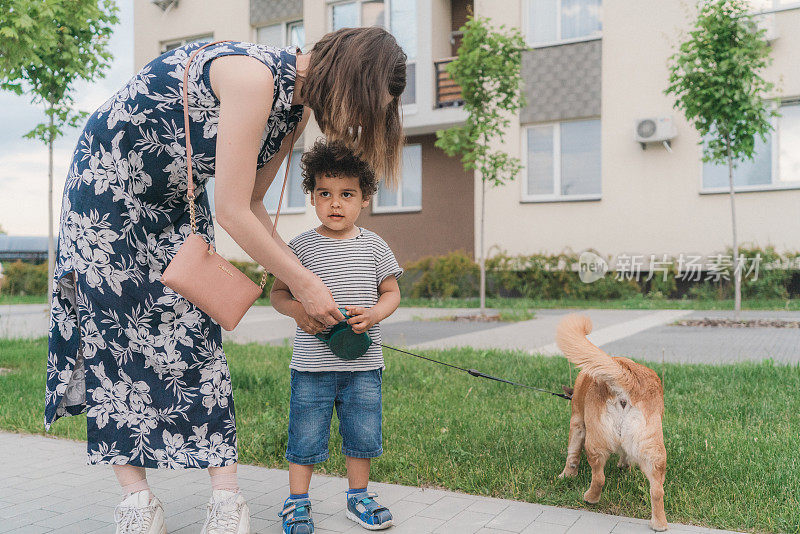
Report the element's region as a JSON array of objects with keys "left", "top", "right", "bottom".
[{"left": 181, "top": 40, "right": 300, "bottom": 286}]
